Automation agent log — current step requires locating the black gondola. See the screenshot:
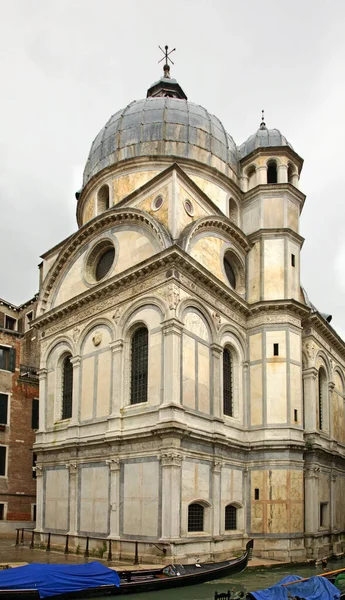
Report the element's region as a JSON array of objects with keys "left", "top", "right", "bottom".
[{"left": 0, "top": 539, "right": 253, "bottom": 599}]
